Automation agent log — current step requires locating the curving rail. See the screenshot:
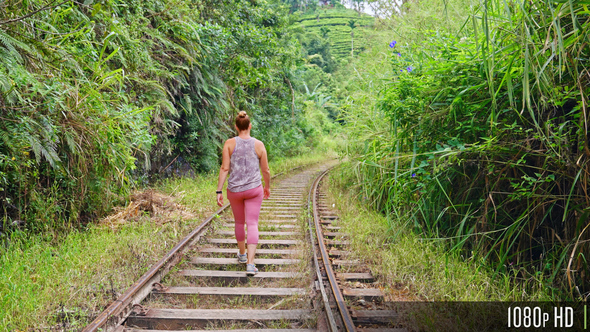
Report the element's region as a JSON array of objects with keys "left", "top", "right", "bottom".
[
  {"left": 309, "top": 167, "right": 402, "bottom": 332},
  {"left": 309, "top": 167, "right": 357, "bottom": 332}
]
